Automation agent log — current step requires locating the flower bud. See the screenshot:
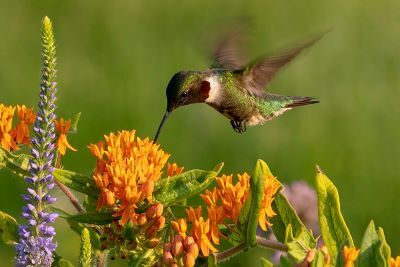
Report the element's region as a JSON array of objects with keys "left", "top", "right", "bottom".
[
  {"left": 127, "top": 240, "right": 138, "bottom": 250},
  {"left": 154, "top": 215, "right": 165, "bottom": 229},
  {"left": 171, "top": 235, "right": 184, "bottom": 257},
  {"left": 145, "top": 225, "right": 158, "bottom": 239},
  {"left": 136, "top": 214, "right": 147, "bottom": 226},
  {"left": 187, "top": 243, "right": 199, "bottom": 259},
  {"left": 183, "top": 254, "right": 196, "bottom": 267},
  {"left": 146, "top": 238, "right": 160, "bottom": 248},
  {"left": 146, "top": 203, "right": 163, "bottom": 219},
  {"left": 162, "top": 251, "right": 174, "bottom": 265},
  {"left": 183, "top": 236, "right": 195, "bottom": 250}
]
